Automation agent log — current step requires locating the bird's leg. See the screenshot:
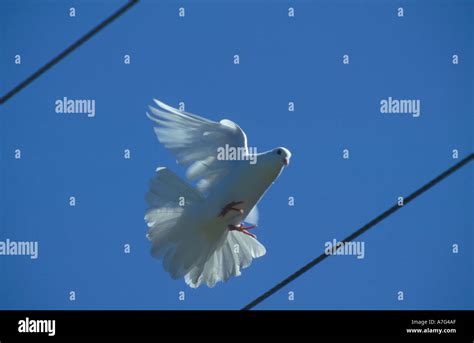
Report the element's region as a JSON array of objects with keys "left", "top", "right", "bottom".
[
  {"left": 218, "top": 201, "right": 244, "bottom": 217},
  {"left": 228, "top": 223, "right": 257, "bottom": 239},
  {"left": 239, "top": 224, "right": 257, "bottom": 239}
]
